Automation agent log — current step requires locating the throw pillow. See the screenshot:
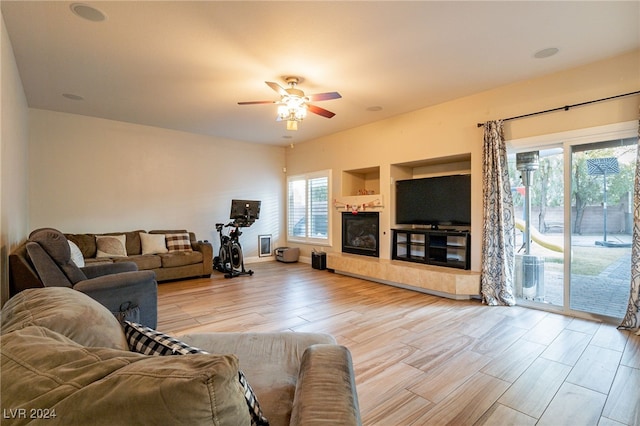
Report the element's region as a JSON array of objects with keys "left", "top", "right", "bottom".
[
  {"left": 124, "top": 321, "right": 203, "bottom": 356},
  {"left": 165, "top": 232, "right": 192, "bottom": 252},
  {"left": 95, "top": 234, "right": 127, "bottom": 258},
  {"left": 124, "top": 321, "right": 269, "bottom": 426},
  {"left": 139, "top": 232, "right": 168, "bottom": 255},
  {"left": 68, "top": 240, "right": 85, "bottom": 267}
]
